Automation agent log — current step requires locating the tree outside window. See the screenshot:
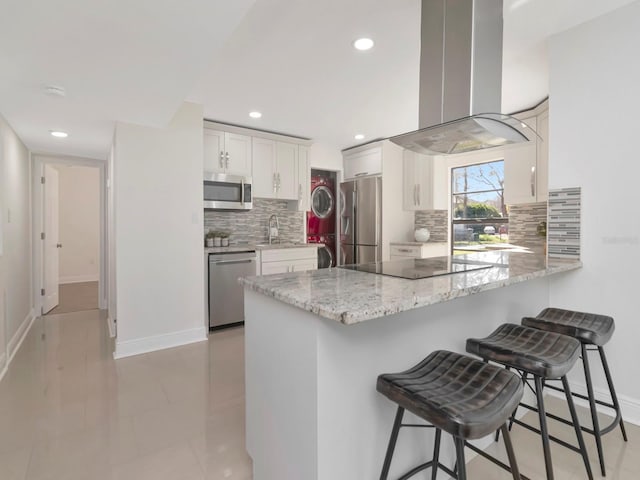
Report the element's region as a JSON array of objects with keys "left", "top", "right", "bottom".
[{"left": 451, "top": 160, "right": 508, "bottom": 253}]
